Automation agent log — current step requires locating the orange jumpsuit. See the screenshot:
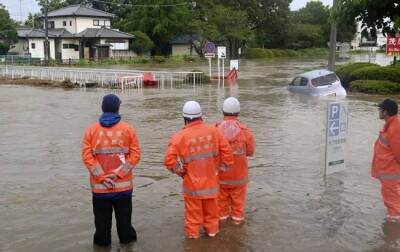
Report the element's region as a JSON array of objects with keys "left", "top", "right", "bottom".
[
  {"left": 82, "top": 121, "right": 141, "bottom": 193},
  {"left": 216, "top": 116, "right": 255, "bottom": 224},
  {"left": 371, "top": 116, "right": 400, "bottom": 222},
  {"left": 164, "top": 120, "right": 234, "bottom": 237}
]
